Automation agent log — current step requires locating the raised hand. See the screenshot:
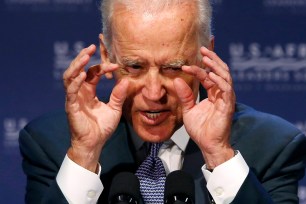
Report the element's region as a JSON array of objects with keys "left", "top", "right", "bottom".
[
  {"left": 174, "top": 47, "right": 235, "bottom": 169},
  {"left": 63, "top": 39, "right": 129, "bottom": 173}
]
